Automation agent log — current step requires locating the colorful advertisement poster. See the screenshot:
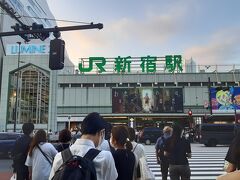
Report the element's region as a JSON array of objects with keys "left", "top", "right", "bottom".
[
  {"left": 112, "top": 88, "right": 183, "bottom": 113},
  {"left": 210, "top": 87, "right": 240, "bottom": 113}
]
